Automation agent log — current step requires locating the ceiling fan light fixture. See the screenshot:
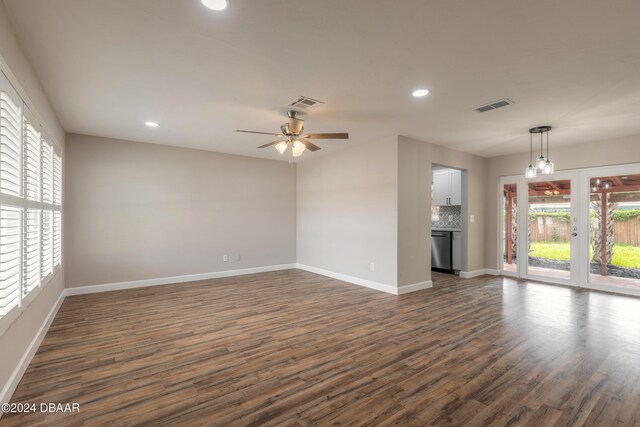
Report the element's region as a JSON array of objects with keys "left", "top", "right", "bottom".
[
  {"left": 275, "top": 141, "right": 288, "bottom": 155},
  {"left": 291, "top": 140, "right": 306, "bottom": 157},
  {"left": 201, "top": 0, "right": 229, "bottom": 11}
]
